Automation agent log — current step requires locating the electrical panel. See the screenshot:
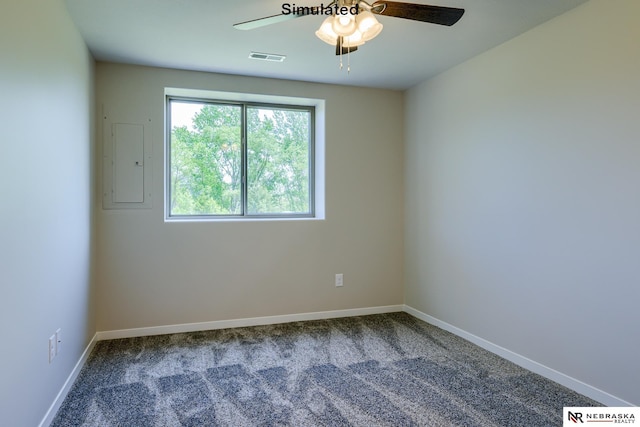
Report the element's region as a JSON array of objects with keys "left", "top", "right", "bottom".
[{"left": 102, "top": 114, "right": 152, "bottom": 209}]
